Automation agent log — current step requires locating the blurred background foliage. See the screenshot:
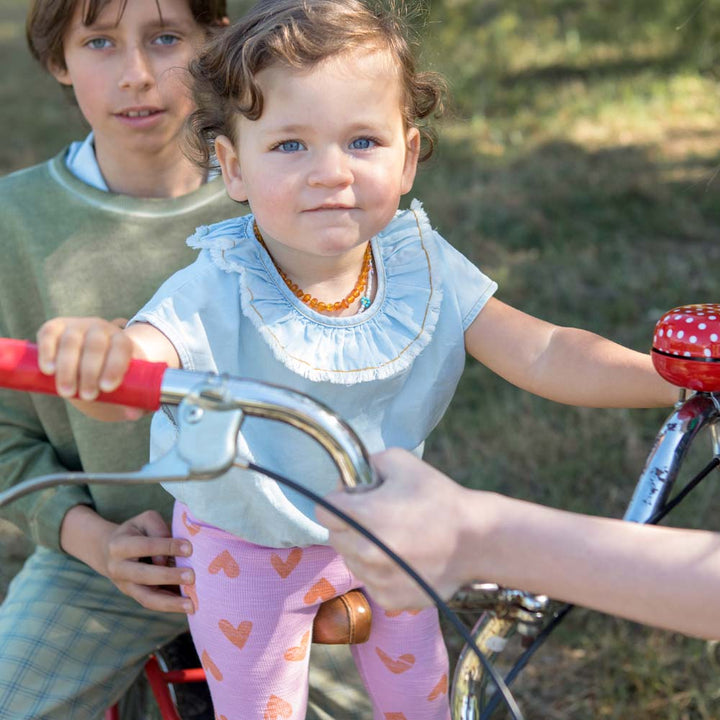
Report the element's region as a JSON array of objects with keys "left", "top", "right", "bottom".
[{"left": 2, "top": 0, "right": 720, "bottom": 716}]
